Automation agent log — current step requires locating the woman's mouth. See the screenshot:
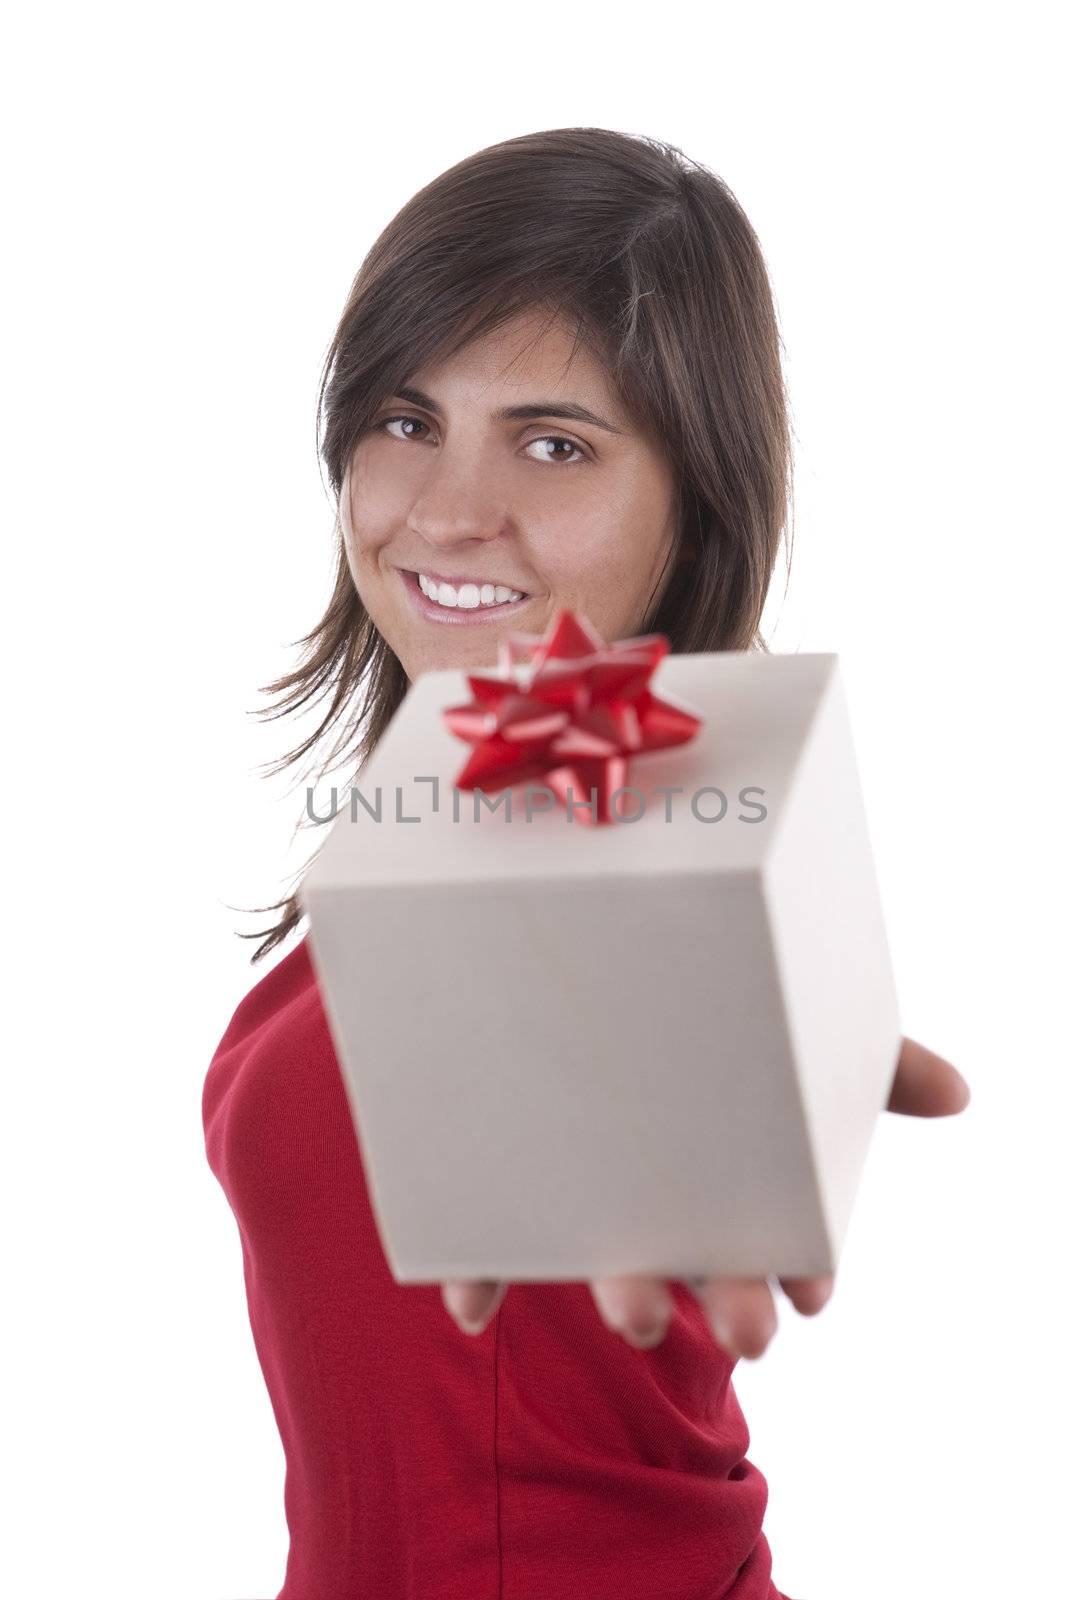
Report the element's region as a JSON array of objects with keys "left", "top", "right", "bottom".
[{"left": 398, "top": 567, "right": 535, "bottom": 625}]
